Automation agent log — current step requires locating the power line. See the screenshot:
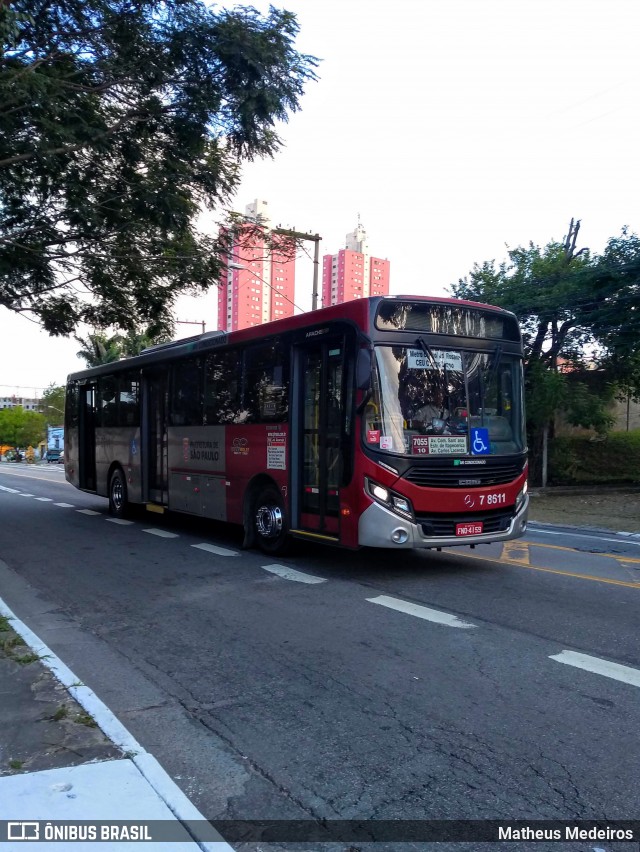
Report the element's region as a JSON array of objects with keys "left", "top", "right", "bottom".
[
  {"left": 0, "top": 384, "right": 49, "bottom": 394},
  {"left": 227, "top": 262, "right": 307, "bottom": 316}
]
